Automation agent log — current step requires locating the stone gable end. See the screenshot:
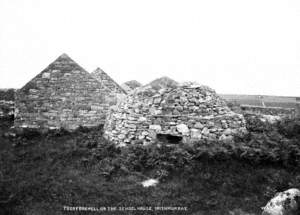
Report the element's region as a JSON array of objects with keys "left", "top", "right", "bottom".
[
  {"left": 91, "top": 67, "right": 127, "bottom": 106},
  {"left": 91, "top": 68, "right": 127, "bottom": 95},
  {"left": 14, "top": 54, "right": 109, "bottom": 130}
]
